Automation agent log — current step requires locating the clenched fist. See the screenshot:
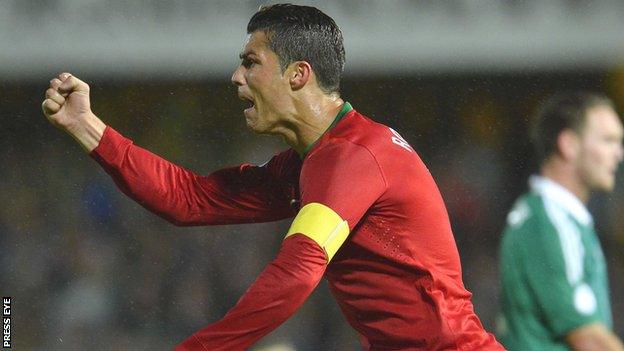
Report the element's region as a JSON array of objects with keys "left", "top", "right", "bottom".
[{"left": 42, "top": 73, "right": 106, "bottom": 152}]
